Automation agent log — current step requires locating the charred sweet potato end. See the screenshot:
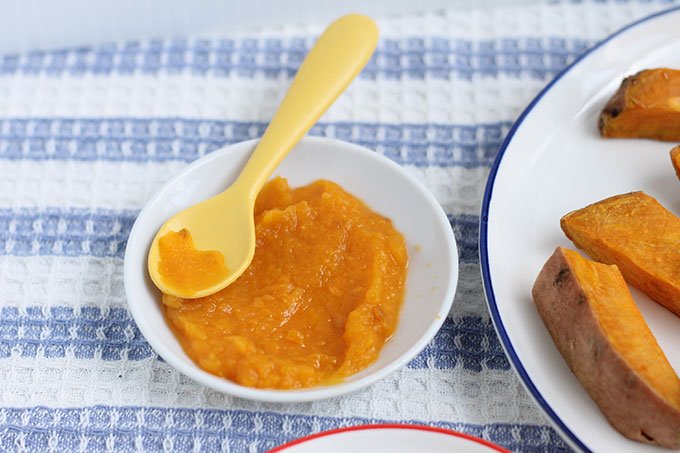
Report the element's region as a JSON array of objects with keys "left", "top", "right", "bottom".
[{"left": 599, "top": 75, "right": 632, "bottom": 133}]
